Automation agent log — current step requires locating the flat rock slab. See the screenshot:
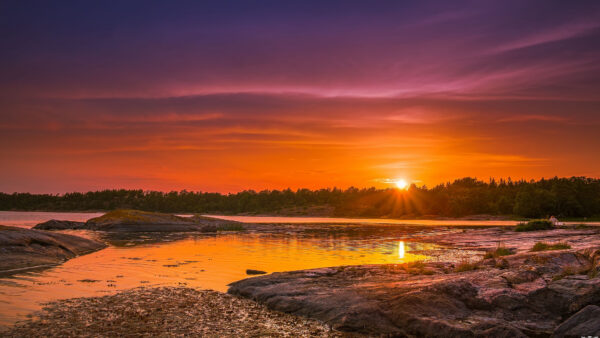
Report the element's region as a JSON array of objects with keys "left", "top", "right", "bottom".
[
  {"left": 411, "top": 227, "right": 600, "bottom": 253},
  {"left": 229, "top": 247, "right": 600, "bottom": 337},
  {"left": 0, "top": 225, "right": 107, "bottom": 274}
]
